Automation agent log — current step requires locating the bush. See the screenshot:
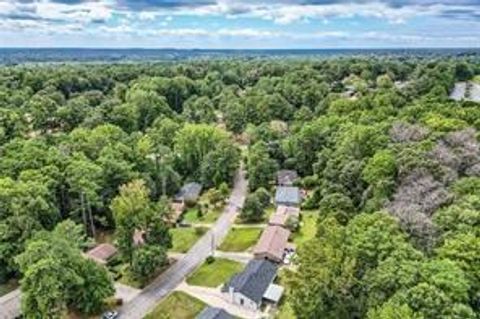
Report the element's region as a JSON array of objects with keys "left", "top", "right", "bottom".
[{"left": 206, "top": 256, "right": 215, "bottom": 264}]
